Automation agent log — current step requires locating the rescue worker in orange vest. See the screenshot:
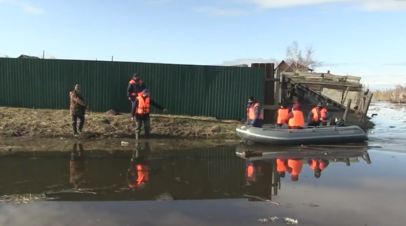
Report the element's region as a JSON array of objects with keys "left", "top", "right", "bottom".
[
  {"left": 284, "top": 103, "right": 305, "bottom": 129},
  {"left": 276, "top": 158, "right": 288, "bottom": 178},
  {"left": 134, "top": 89, "right": 167, "bottom": 139},
  {"left": 276, "top": 102, "right": 290, "bottom": 128},
  {"left": 246, "top": 161, "right": 262, "bottom": 183},
  {"left": 127, "top": 73, "right": 147, "bottom": 121},
  {"left": 287, "top": 158, "right": 304, "bottom": 182},
  {"left": 127, "top": 142, "right": 151, "bottom": 190},
  {"left": 308, "top": 102, "right": 331, "bottom": 126},
  {"left": 308, "top": 159, "right": 330, "bottom": 178},
  {"left": 246, "top": 96, "right": 263, "bottom": 128}
]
